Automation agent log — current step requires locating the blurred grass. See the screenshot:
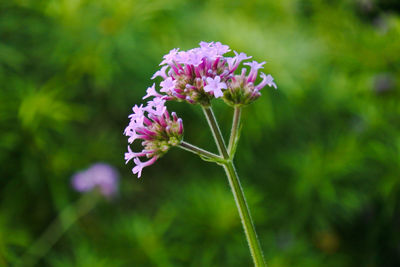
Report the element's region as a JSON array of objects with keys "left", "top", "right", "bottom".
[{"left": 0, "top": 0, "right": 400, "bottom": 266}]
